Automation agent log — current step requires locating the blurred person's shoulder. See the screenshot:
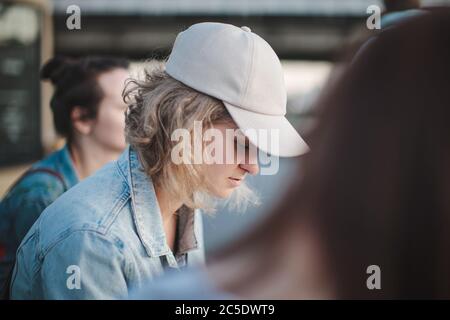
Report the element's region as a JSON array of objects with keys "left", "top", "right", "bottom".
[
  {"left": 1, "top": 170, "right": 64, "bottom": 208},
  {"left": 0, "top": 150, "right": 72, "bottom": 220},
  {"left": 130, "top": 267, "right": 235, "bottom": 300},
  {"left": 3, "top": 151, "right": 65, "bottom": 201},
  {"left": 1, "top": 145, "right": 79, "bottom": 201}
]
